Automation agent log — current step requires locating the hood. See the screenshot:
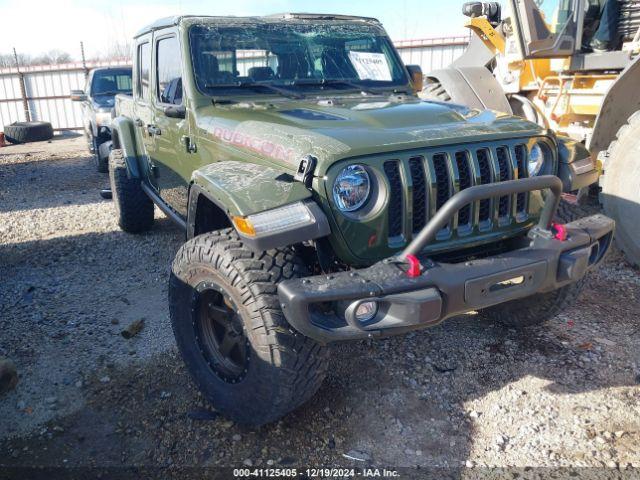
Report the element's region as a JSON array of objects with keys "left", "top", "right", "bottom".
[
  {"left": 194, "top": 95, "right": 544, "bottom": 174},
  {"left": 92, "top": 95, "right": 116, "bottom": 109}
]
